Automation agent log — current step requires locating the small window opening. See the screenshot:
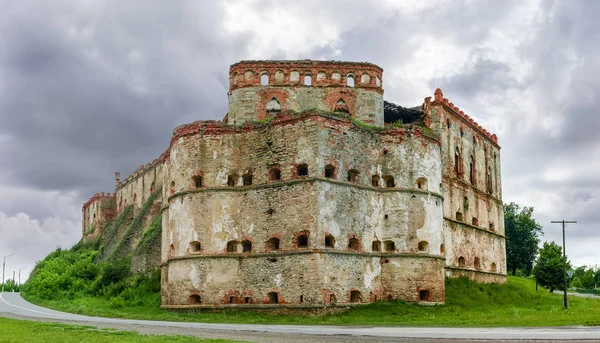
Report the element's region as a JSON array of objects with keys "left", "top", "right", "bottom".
[
  {"left": 455, "top": 147, "right": 462, "bottom": 175},
  {"left": 133, "top": 193, "right": 137, "bottom": 202},
  {"left": 242, "top": 240, "right": 252, "bottom": 253},
  {"left": 334, "top": 98, "right": 349, "bottom": 113},
  {"left": 418, "top": 241, "right": 429, "bottom": 253},
  {"left": 383, "top": 148, "right": 389, "bottom": 155},
  {"left": 190, "top": 241, "right": 201, "bottom": 252},
  {"left": 226, "top": 240, "right": 238, "bottom": 253},
  {"left": 269, "top": 166, "right": 281, "bottom": 181},
  {"left": 489, "top": 222, "right": 496, "bottom": 231},
  {"left": 329, "top": 294, "right": 337, "bottom": 304},
  {"left": 419, "top": 290, "right": 430, "bottom": 301},
  {"left": 384, "top": 214, "right": 388, "bottom": 219},
  {"left": 474, "top": 257, "right": 481, "bottom": 269},
  {"left": 299, "top": 295, "right": 304, "bottom": 303},
  {"left": 347, "top": 169, "right": 359, "bottom": 183},
  {"left": 350, "top": 290, "right": 361, "bottom": 303},
  {"left": 260, "top": 73, "right": 269, "bottom": 85},
  {"left": 227, "top": 174, "right": 237, "bottom": 187},
  {"left": 416, "top": 177, "right": 427, "bottom": 190},
  {"left": 384, "top": 175, "right": 395, "bottom": 188},
  {"left": 296, "top": 233, "right": 309, "bottom": 248},
  {"left": 469, "top": 156, "right": 475, "bottom": 184},
  {"left": 266, "top": 97, "right": 282, "bottom": 113},
  {"left": 170, "top": 181, "right": 175, "bottom": 195},
  {"left": 371, "top": 175, "right": 380, "bottom": 187},
  {"left": 371, "top": 240, "right": 381, "bottom": 252},
  {"left": 325, "top": 235, "right": 335, "bottom": 248},
  {"left": 346, "top": 75, "right": 355, "bottom": 87},
  {"left": 383, "top": 240, "right": 395, "bottom": 252},
  {"left": 150, "top": 181, "right": 155, "bottom": 192},
  {"left": 460, "top": 128, "right": 464, "bottom": 137},
  {"left": 267, "top": 292, "right": 279, "bottom": 304},
  {"left": 93, "top": 214, "right": 96, "bottom": 219},
  {"left": 229, "top": 296, "right": 235, "bottom": 304},
  {"left": 487, "top": 166, "right": 493, "bottom": 193},
  {"left": 168, "top": 244, "right": 175, "bottom": 258},
  {"left": 266, "top": 237, "right": 280, "bottom": 251},
  {"left": 242, "top": 173, "right": 253, "bottom": 186},
  {"left": 304, "top": 74, "right": 312, "bottom": 86},
  {"left": 440, "top": 243, "right": 445, "bottom": 254},
  {"left": 387, "top": 295, "right": 393, "bottom": 302},
  {"left": 458, "top": 256, "right": 466, "bottom": 267},
  {"left": 324, "top": 164, "right": 336, "bottom": 178},
  {"left": 193, "top": 175, "right": 203, "bottom": 188},
  {"left": 456, "top": 212, "right": 463, "bottom": 221},
  {"left": 472, "top": 217, "right": 479, "bottom": 226},
  {"left": 446, "top": 118, "right": 450, "bottom": 128},
  {"left": 189, "top": 294, "right": 201, "bottom": 304},
  {"left": 245, "top": 296, "right": 251, "bottom": 304},
  {"left": 491, "top": 262, "right": 497, "bottom": 272},
  {"left": 297, "top": 163, "right": 308, "bottom": 177},
  {"left": 348, "top": 237, "right": 360, "bottom": 251}
]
